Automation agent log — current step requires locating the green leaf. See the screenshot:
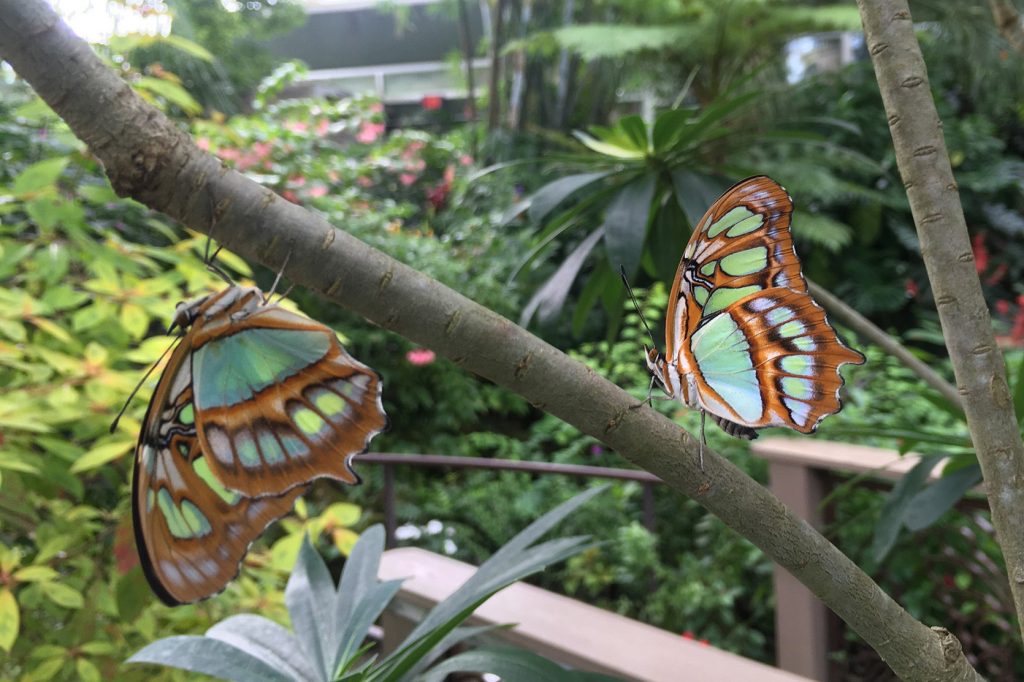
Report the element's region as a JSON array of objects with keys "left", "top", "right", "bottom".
[
  {"left": 1011, "top": 352, "right": 1024, "bottom": 424},
  {"left": 119, "top": 304, "right": 149, "bottom": 340},
  {"left": 284, "top": 536, "right": 336, "bottom": 680},
  {"left": 70, "top": 438, "right": 134, "bottom": 473},
  {"left": 13, "top": 565, "right": 58, "bottom": 583},
  {"left": 12, "top": 157, "right": 69, "bottom": 197},
  {"left": 0, "top": 588, "right": 18, "bottom": 652},
  {"left": 670, "top": 169, "right": 727, "bottom": 226},
  {"left": 528, "top": 172, "right": 612, "bottom": 224},
  {"left": 40, "top": 581, "right": 84, "bottom": 609},
  {"left": 206, "top": 615, "right": 319, "bottom": 681},
  {"left": 604, "top": 175, "right": 656, "bottom": 279},
  {"left": 648, "top": 197, "right": 689, "bottom": 283},
  {"left": 551, "top": 24, "right": 695, "bottom": 61},
  {"left": 615, "top": 115, "right": 649, "bottom": 153},
  {"left": 520, "top": 228, "right": 604, "bottom": 326},
  {"left": 572, "top": 131, "right": 645, "bottom": 160},
  {"left": 421, "top": 646, "right": 622, "bottom": 682},
  {"left": 270, "top": 533, "right": 304, "bottom": 572},
  {"left": 871, "top": 454, "right": 943, "bottom": 562},
  {"left": 652, "top": 109, "right": 690, "bottom": 155},
  {"left": 160, "top": 34, "right": 215, "bottom": 61},
  {"left": 75, "top": 658, "right": 101, "bottom": 682},
  {"left": 134, "top": 77, "right": 203, "bottom": 116},
  {"left": 79, "top": 641, "right": 117, "bottom": 656},
  {"left": 904, "top": 465, "right": 983, "bottom": 531},
  {"left": 116, "top": 566, "right": 152, "bottom": 622},
  {"left": 127, "top": 636, "right": 294, "bottom": 682}
]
